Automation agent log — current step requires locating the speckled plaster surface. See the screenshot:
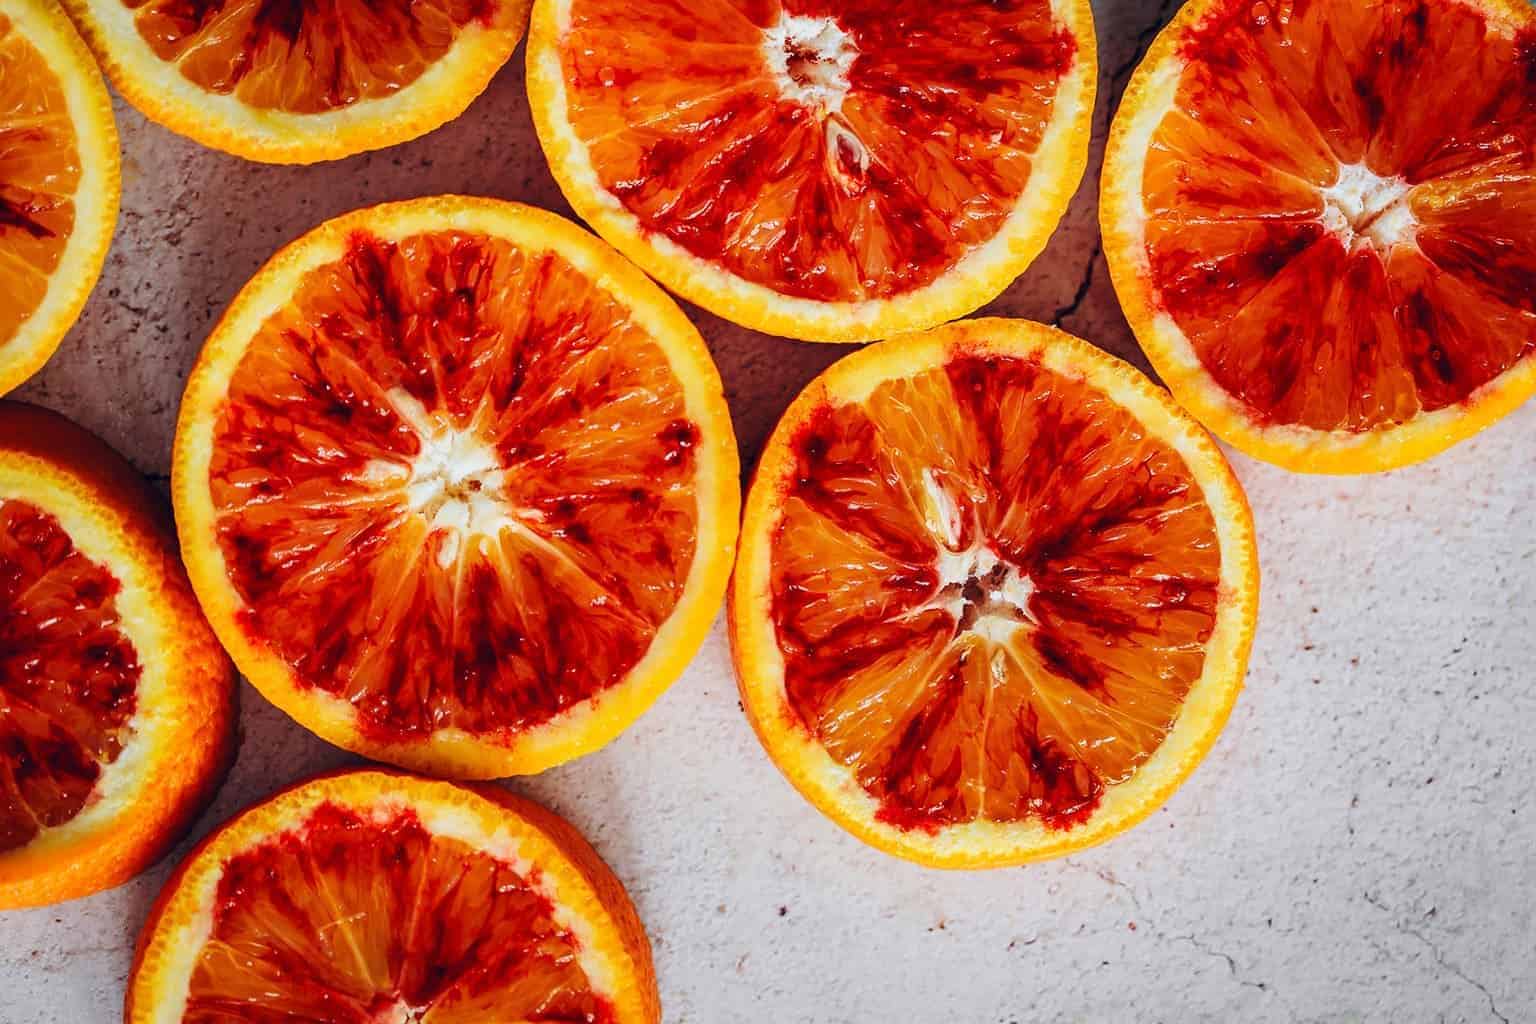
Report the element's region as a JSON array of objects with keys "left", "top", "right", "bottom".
[{"left": 6, "top": 2, "right": 1536, "bottom": 1021}]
